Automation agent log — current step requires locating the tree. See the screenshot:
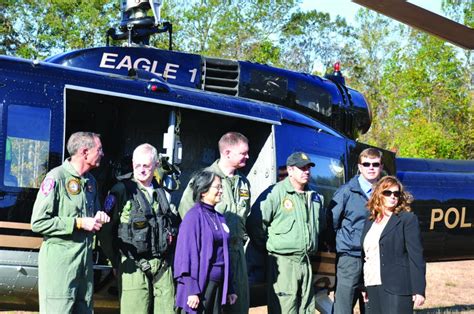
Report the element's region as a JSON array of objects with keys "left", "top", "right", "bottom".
[
  {"left": 2, "top": 0, "right": 117, "bottom": 59},
  {"left": 379, "top": 32, "right": 472, "bottom": 159},
  {"left": 279, "top": 9, "right": 355, "bottom": 74},
  {"left": 346, "top": 9, "right": 399, "bottom": 149},
  {"left": 155, "top": 0, "right": 296, "bottom": 65}
]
